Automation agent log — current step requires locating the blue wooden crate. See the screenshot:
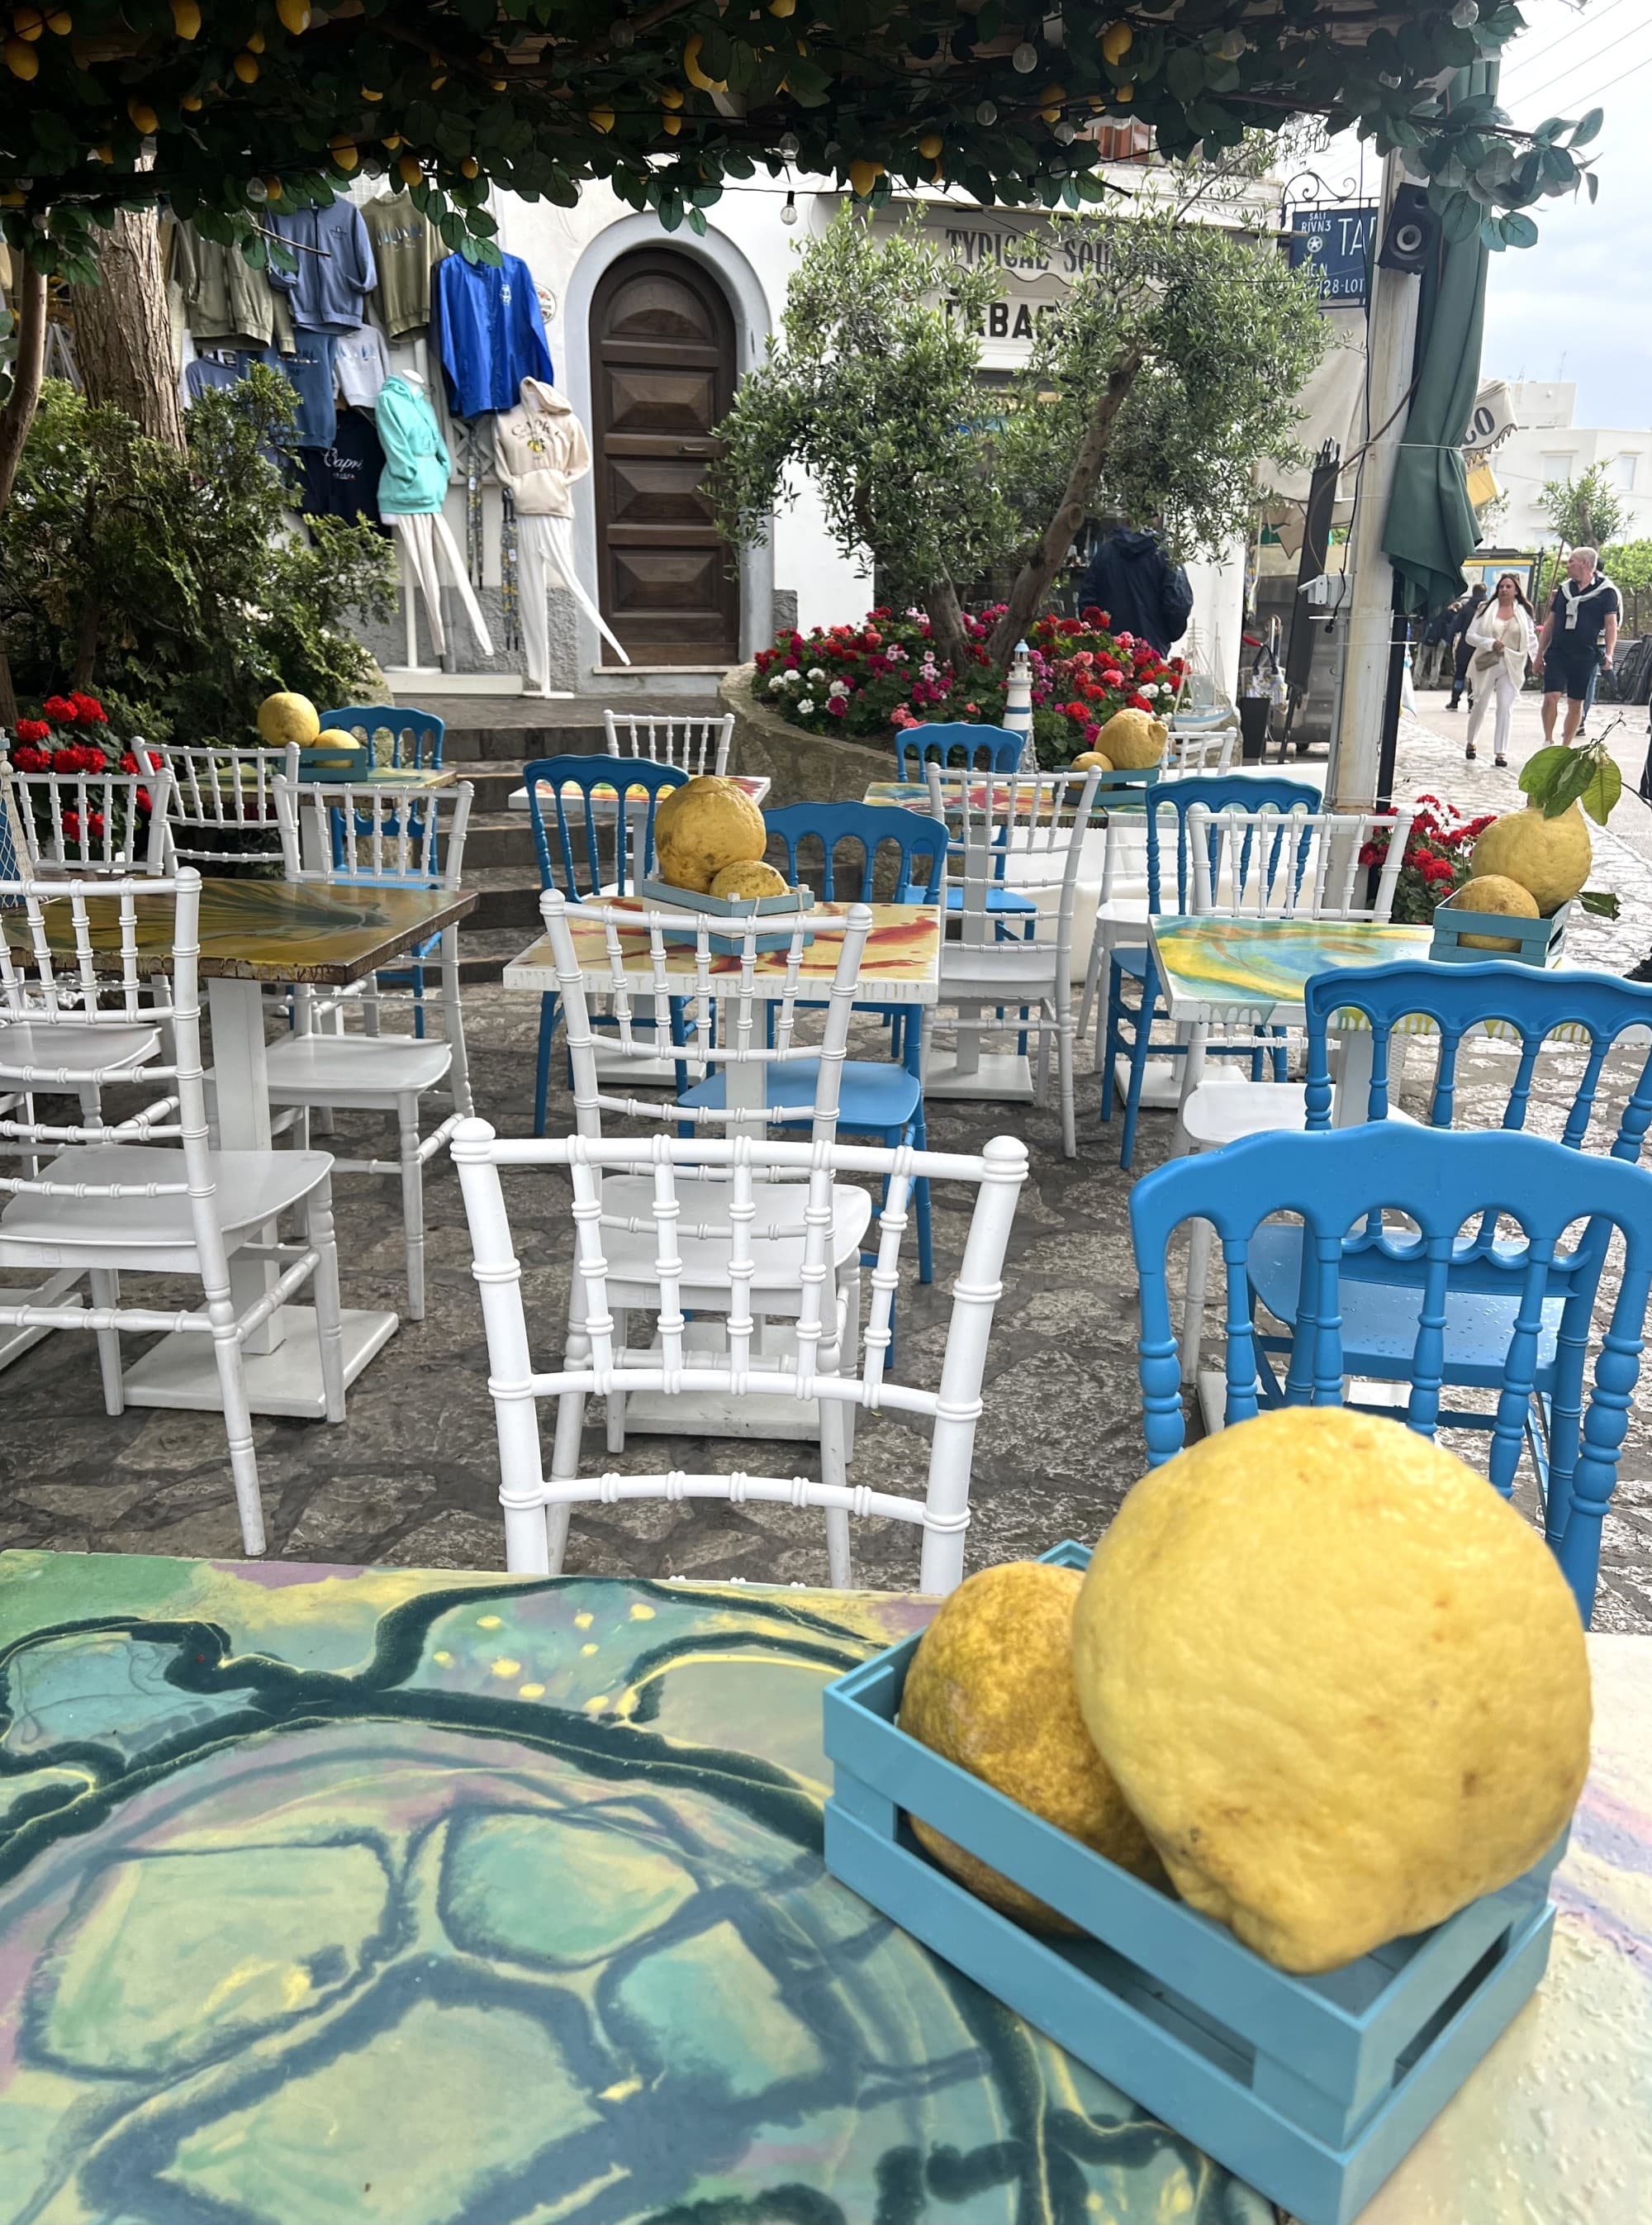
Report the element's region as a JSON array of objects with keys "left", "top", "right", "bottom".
[
  {"left": 634, "top": 877, "right": 814, "bottom": 955},
  {"left": 822, "top": 1539, "right": 1561, "bottom": 2225},
  {"left": 1429, "top": 896, "right": 1570, "bottom": 968}
]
